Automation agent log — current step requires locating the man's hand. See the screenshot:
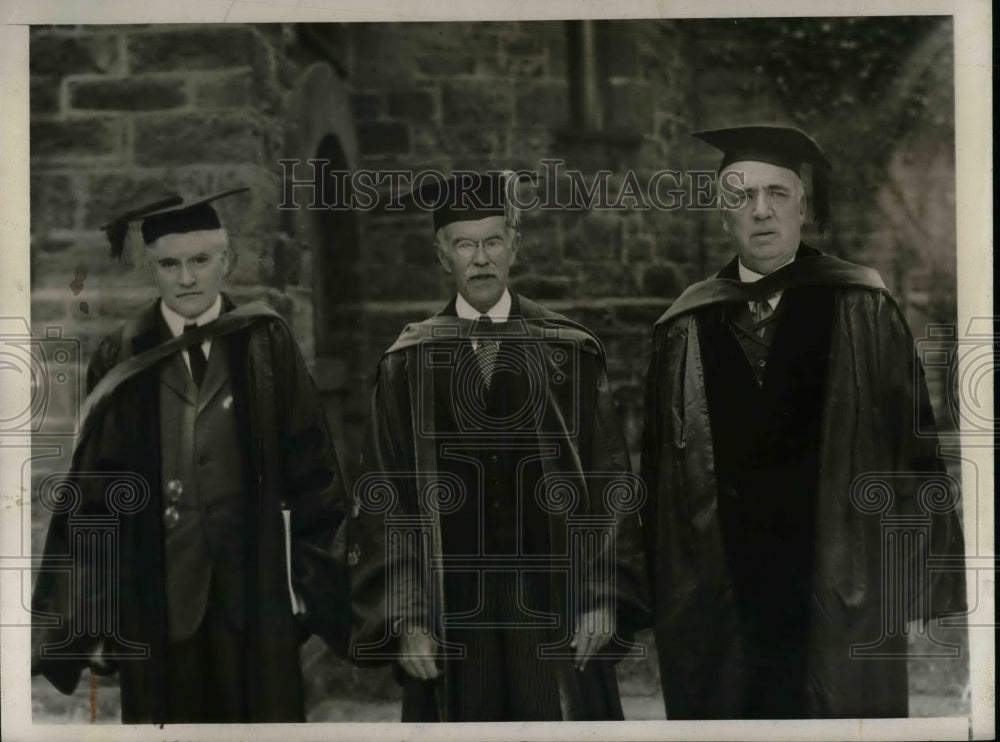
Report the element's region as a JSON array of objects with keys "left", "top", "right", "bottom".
[
  {"left": 88, "top": 639, "right": 113, "bottom": 676},
  {"left": 399, "top": 628, "right": 440, "bottom": 680},
  {"left": 570, "top": 605, "right": 614, "bottom": 671}
]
